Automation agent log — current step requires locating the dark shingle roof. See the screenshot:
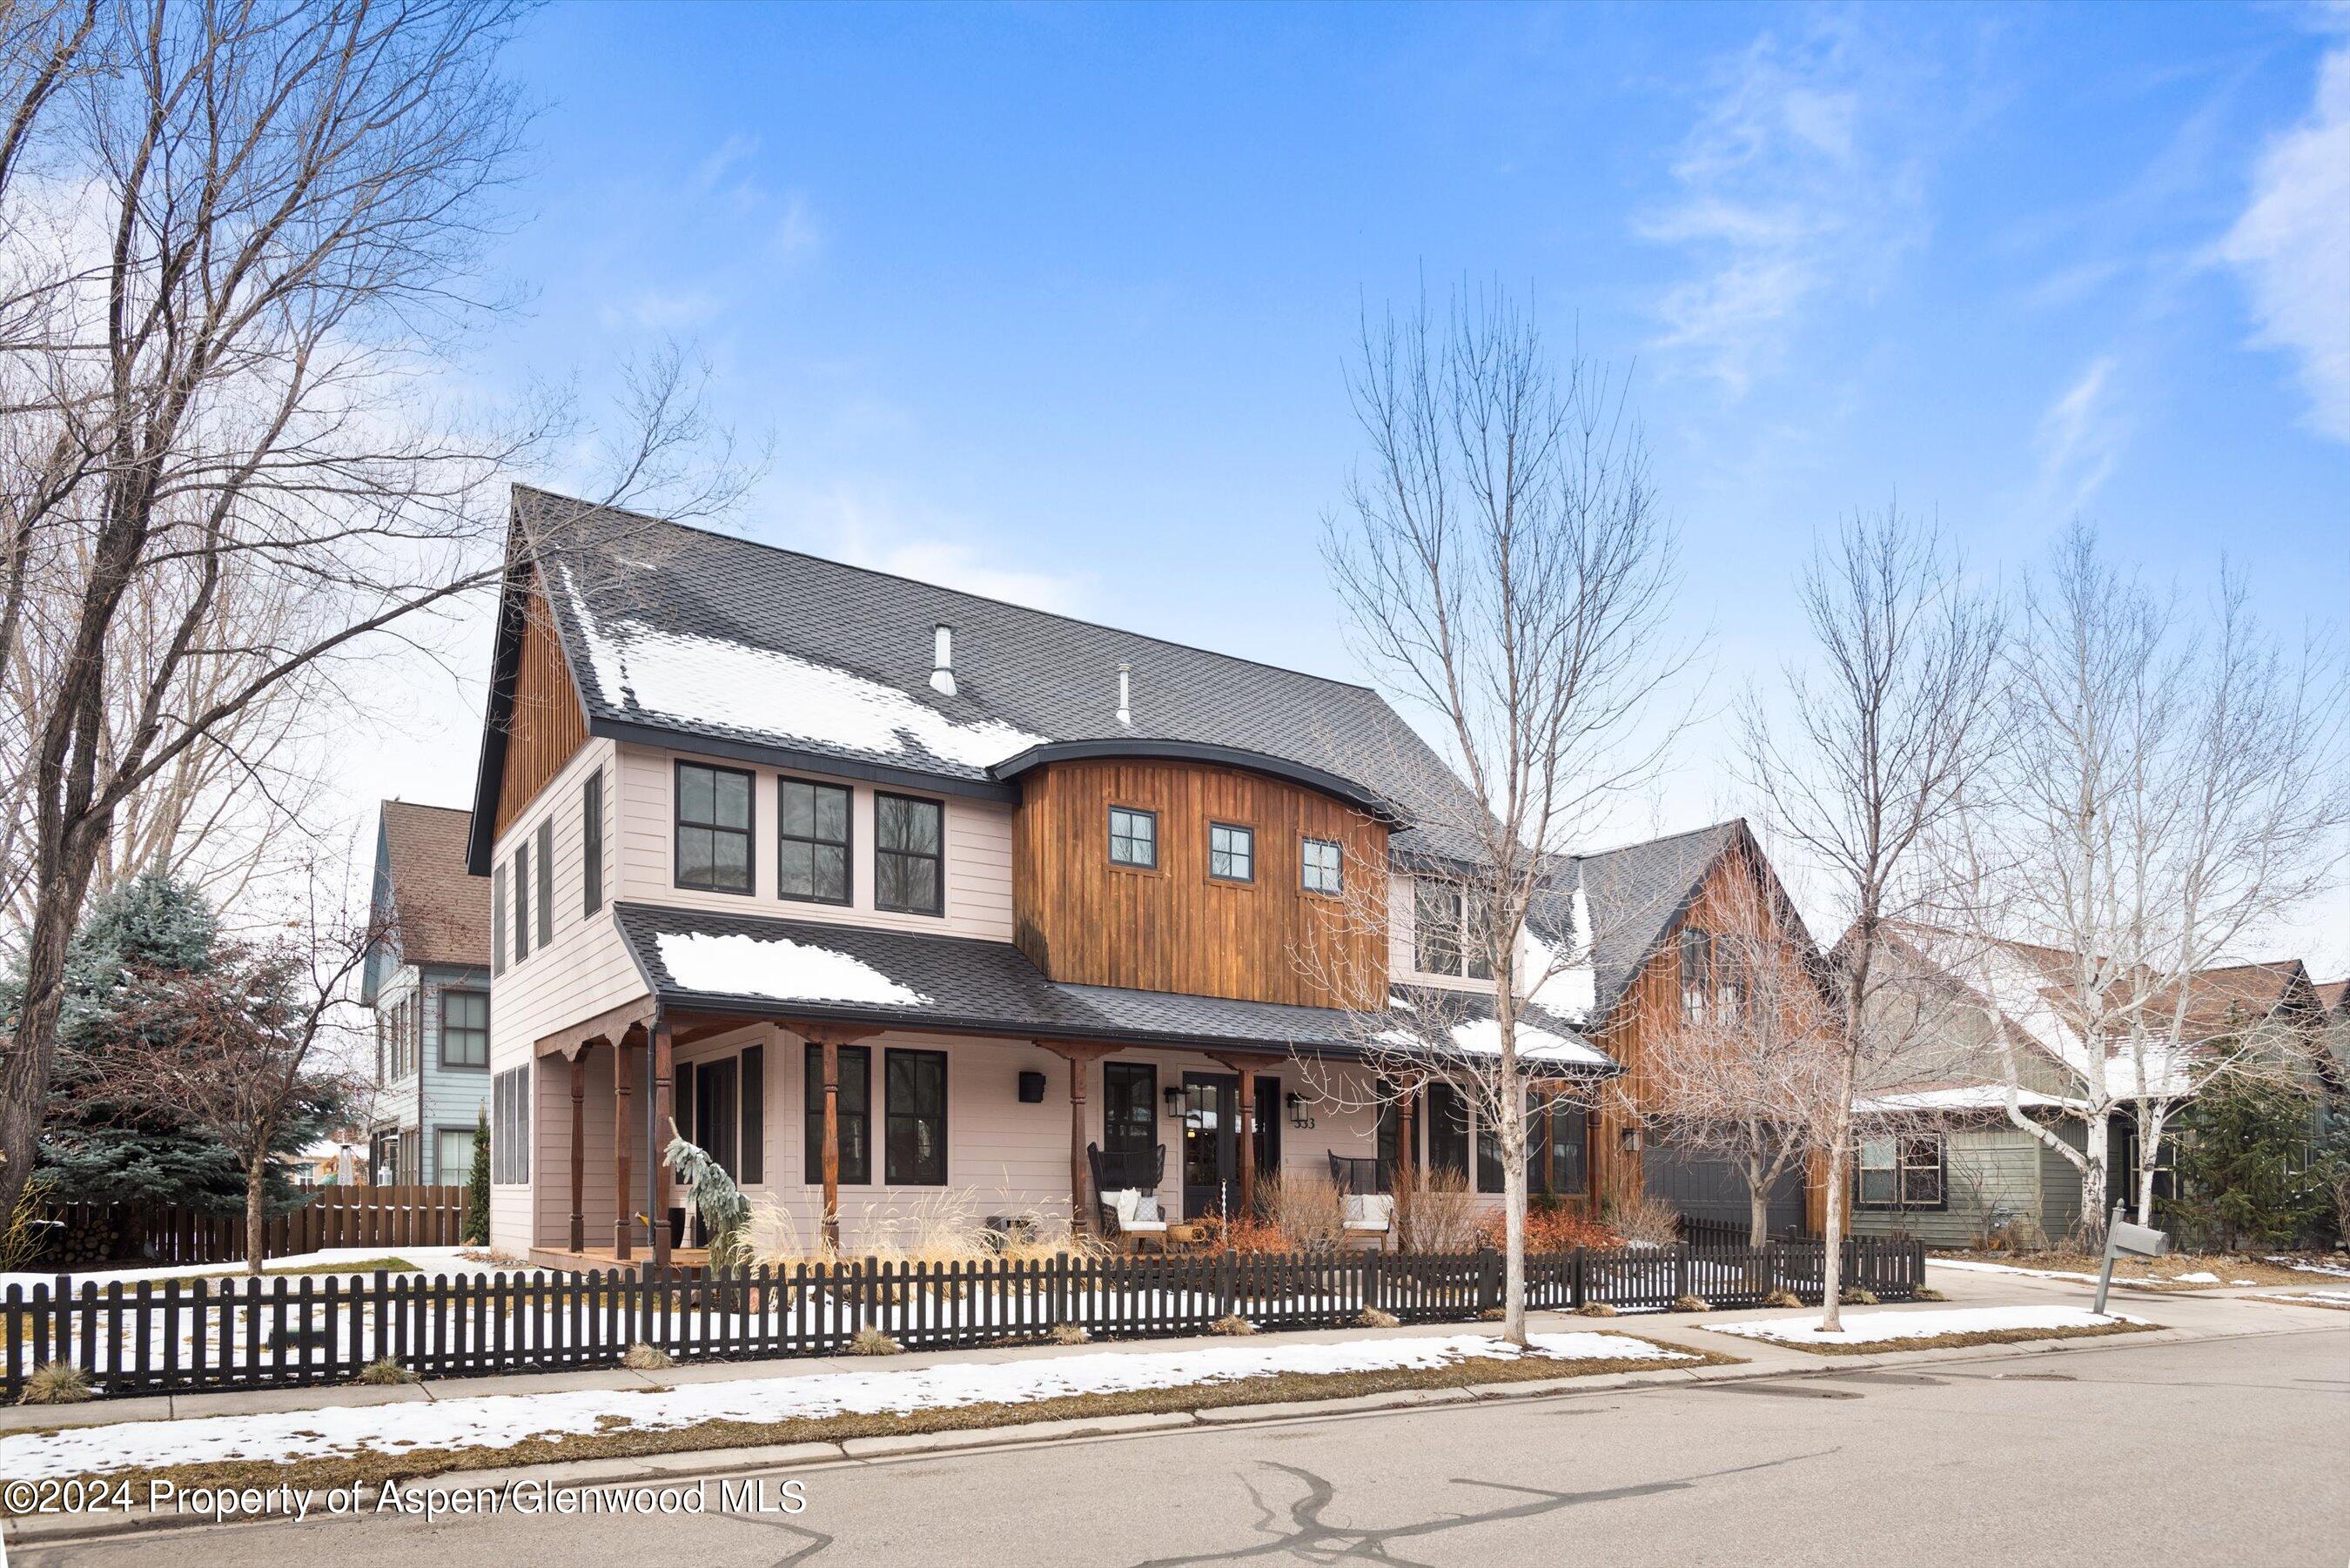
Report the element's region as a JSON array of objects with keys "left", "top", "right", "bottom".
[
  {"left": 378, "top": 801, "right": 491, "bottom": 968},
  {"left": 613, "top": 902, "right": 1609, "bottom": 1069},
  {"left": 1571, "top": 820, "right": 1753, "bottom": 1015},
  {"left": 510, "top": 486, "right": 1483, "bottom": 857}
]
